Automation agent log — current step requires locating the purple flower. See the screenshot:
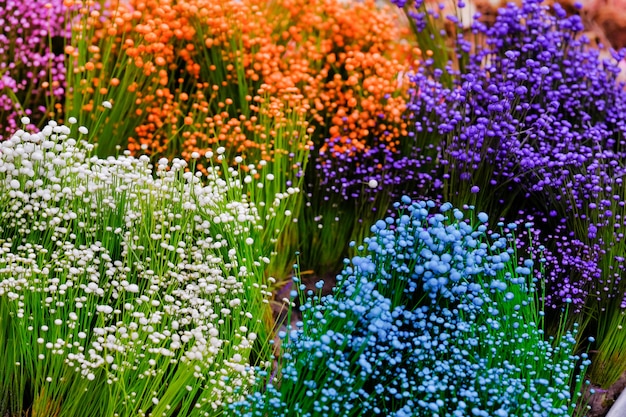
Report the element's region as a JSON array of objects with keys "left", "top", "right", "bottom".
[
  {"left": 0, "top": 0, "right": 68, "bottom": 140},
  {"left": 397, "top": 0, "right": 626, "bottom": 315}
]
